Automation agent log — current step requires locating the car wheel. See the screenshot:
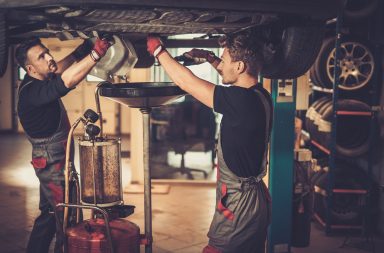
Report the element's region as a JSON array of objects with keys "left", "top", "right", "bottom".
[
  {"left": 344, "top": 0, "right": 379, "bottom": 20},
  {"left": 314, "top": 36, "right": 374, "bottom": 91},
  {"left": 261, "top": 22, "right": 324, "bottom": 79},
  {"left": 0, "top": 10, "right": 8, "bottom": 77}
]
